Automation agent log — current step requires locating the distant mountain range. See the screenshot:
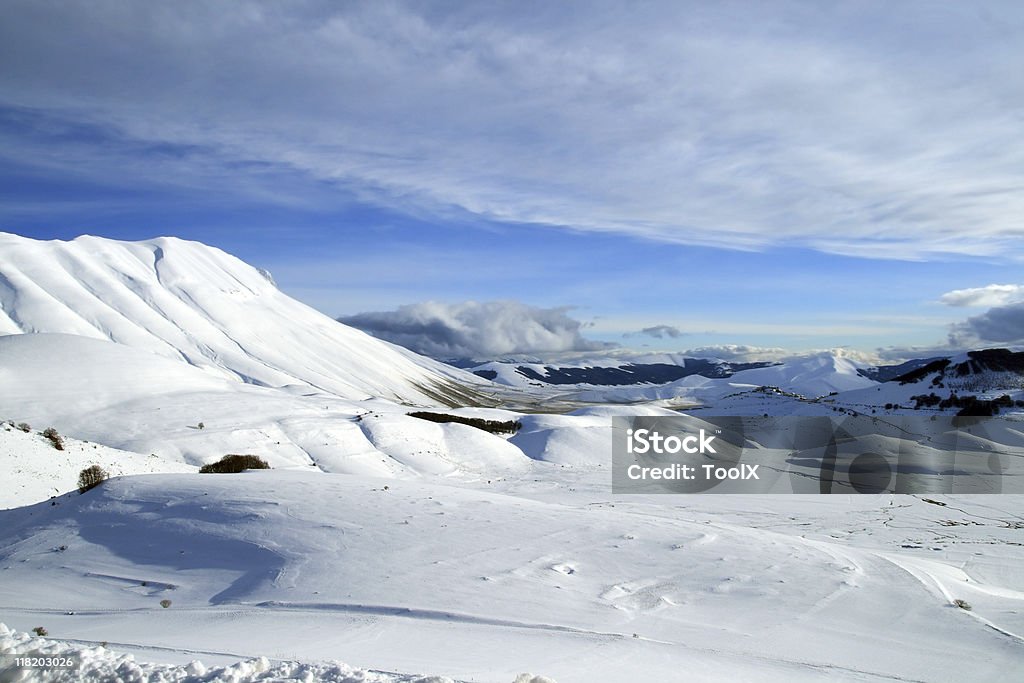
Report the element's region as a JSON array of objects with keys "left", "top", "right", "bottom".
[
  {"left": 468, "top": 350, "right": 1024, "bottom": 394},
  {"left": 461, "top": 348, "right": 1024, "bottom": 417},
  {"left": 471, "top": 359, "right": 776, "bottom": 386}
]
